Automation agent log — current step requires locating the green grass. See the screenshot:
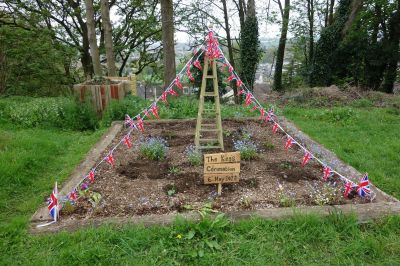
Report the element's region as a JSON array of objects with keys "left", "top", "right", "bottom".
[
  {"left": 1, "top": 97, "right": 400, "bottom": 264},
  {"left": 284, "top": 106, "right": 400, "bottom": 198}
]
